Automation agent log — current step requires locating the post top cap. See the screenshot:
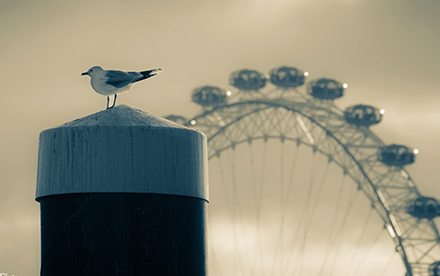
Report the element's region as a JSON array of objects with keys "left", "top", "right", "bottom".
[{"left": 60, "top": 105, "right": 187, "bottom": 129}]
